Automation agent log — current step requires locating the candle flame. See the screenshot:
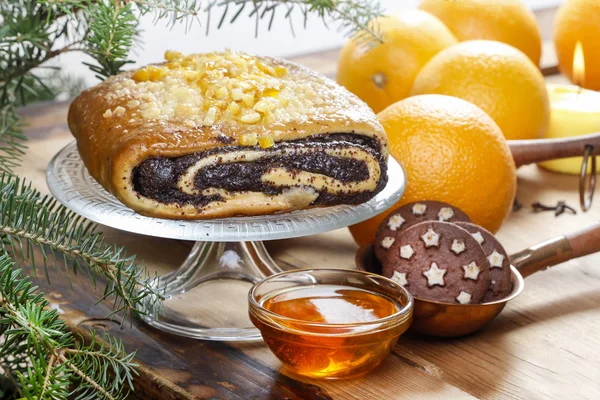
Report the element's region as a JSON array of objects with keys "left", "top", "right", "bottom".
[{"left": 573, "top": 41, "right": 585, "bottom": 87}]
